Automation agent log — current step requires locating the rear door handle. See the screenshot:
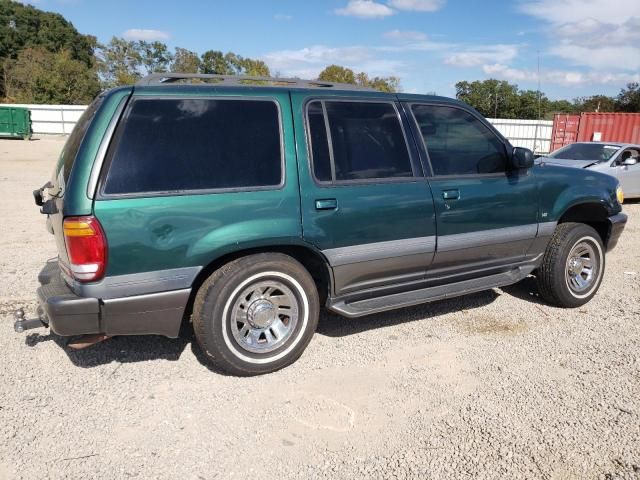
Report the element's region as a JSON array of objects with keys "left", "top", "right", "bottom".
[
  {"left": 442, "top": 189, "right": 460, "bottom": 200},
  {"left": 315, "top": 198, "right": 338, "bottom": 210}
]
